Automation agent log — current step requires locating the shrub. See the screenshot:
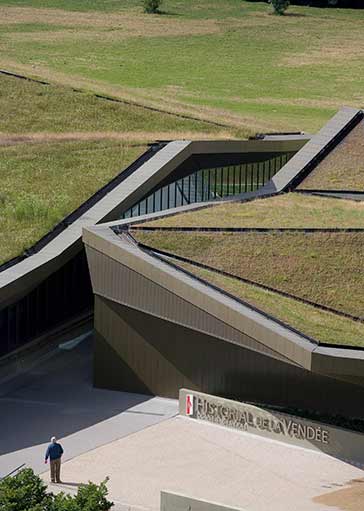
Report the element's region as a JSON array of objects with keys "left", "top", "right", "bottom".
[
  {"left": 0, "top": 468, "right": 51, "bottom": 511},
  {"left": 271, "top": 0, "right": 290, "bottom": 14},
  {"left": 74, "top": 479, "right": 113, "bottom": 511},
  {"left": 143, "top": 0, "right": 162, "bottom": 13},
  {"left": 0, "top": 469, "right": 113, "bottom": 511}
]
